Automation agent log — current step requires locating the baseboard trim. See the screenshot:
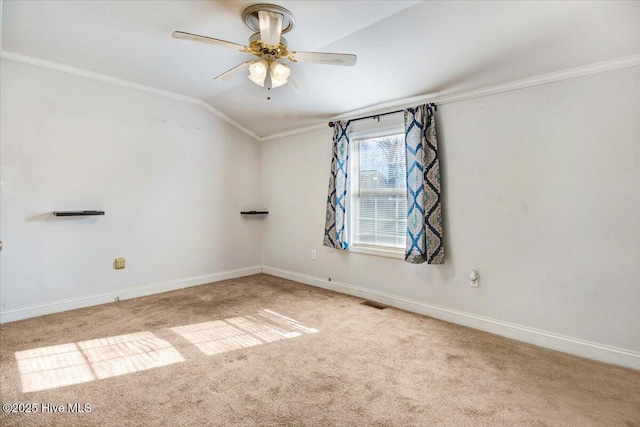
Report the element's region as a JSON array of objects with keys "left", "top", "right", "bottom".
[
  {"left": 262, "top": 265, "right": 640, "bottom": 370},
  {"left": 0, "top": 265, "right": 262, "bottom": 324}
]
